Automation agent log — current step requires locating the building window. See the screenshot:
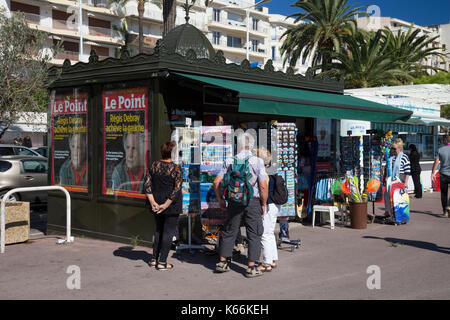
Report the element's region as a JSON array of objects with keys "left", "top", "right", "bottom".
[
  {"left": 252, "top": 18, "right": 259, "bottom": 31},
  {"left": 251, "top": 39, "right": 258, "bottom": 52},
  {"left": 213, "top": 8, "right": 221, "bottom": 22},
  {"left": 272, "top": 46, "right": 275, "bottom": 60},
  {"left": 212, "top": 31, "right": 221, "bottom": 45},
  {"left": 228, "top": 12, "right": 243, "bottom": 23},
  {"left": 227, "top": 36, "right": 242, "bottom": 48}
]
